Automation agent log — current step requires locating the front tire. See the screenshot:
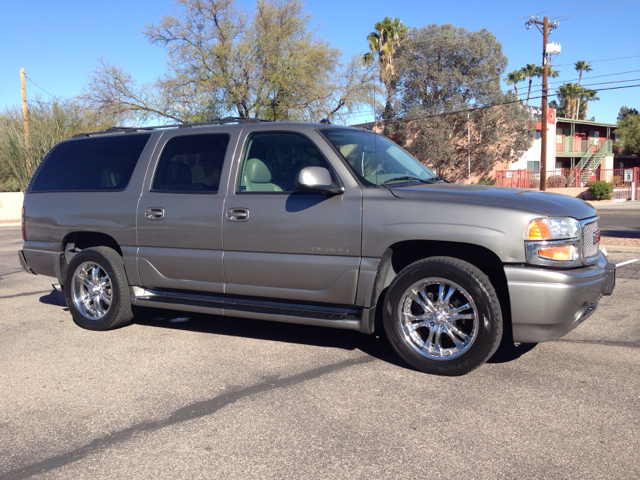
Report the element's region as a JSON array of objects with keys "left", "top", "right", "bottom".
[
  {"left": 383, "top": 257, "right": 502, "bottom": 376},
  {"left": 64, "top": 246, "right": 134, "bottom": 331}
]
